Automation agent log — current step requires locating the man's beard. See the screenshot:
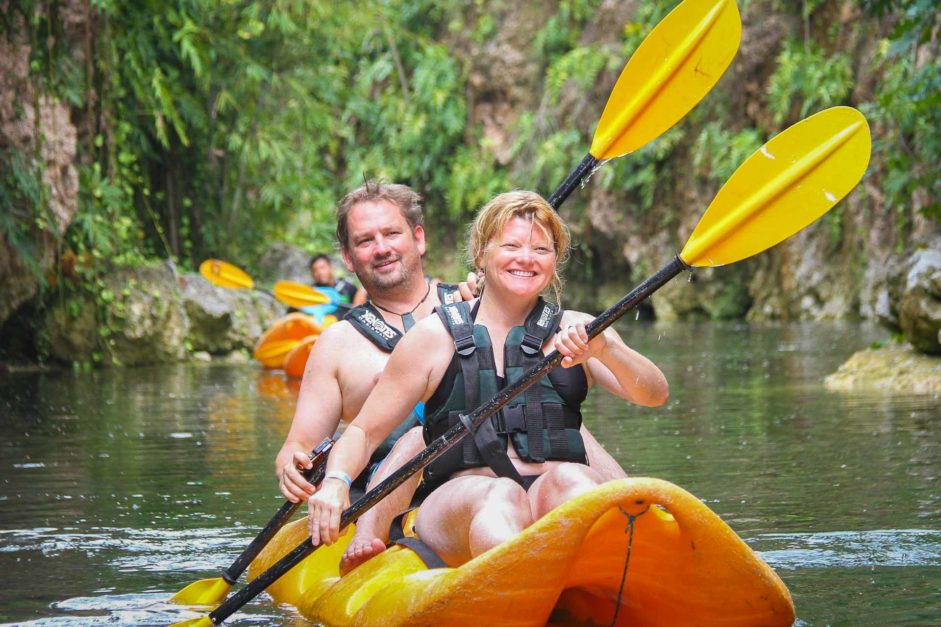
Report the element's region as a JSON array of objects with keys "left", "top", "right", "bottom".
[{"left": 354, "top": 253, "right": 418, "bottom": 294}]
